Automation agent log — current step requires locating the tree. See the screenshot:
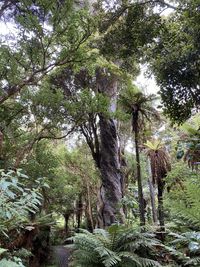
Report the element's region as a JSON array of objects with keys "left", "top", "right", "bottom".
[
  {"left": 0, "top": 0, "right": 189, "bottom": 233},
  {"left": 145, "top": 140, "right": 171, "bottom": 232},
  {"left": 53, "top": 67, "right": 126, "bottom": 227},
  {"left": 93, "top": 0, "right": 173, "bottom": 226},
  {"left": 0, "top": 0, "right": 95, "bottom": 104},
  {"left": 179, "top": 115, "right": 200, "bottom": 170},
  {"left": 0, "top": 0, "right": 178, "bottom": 229},
  {"left": 148, "top": 0, "right": 200, "bottom": 123},
  {"left": 120, "top": 85, "right": 159, "bottom": 226},
  {"left": 96, "top": 68, "right": 125, "bottom": 227}
]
